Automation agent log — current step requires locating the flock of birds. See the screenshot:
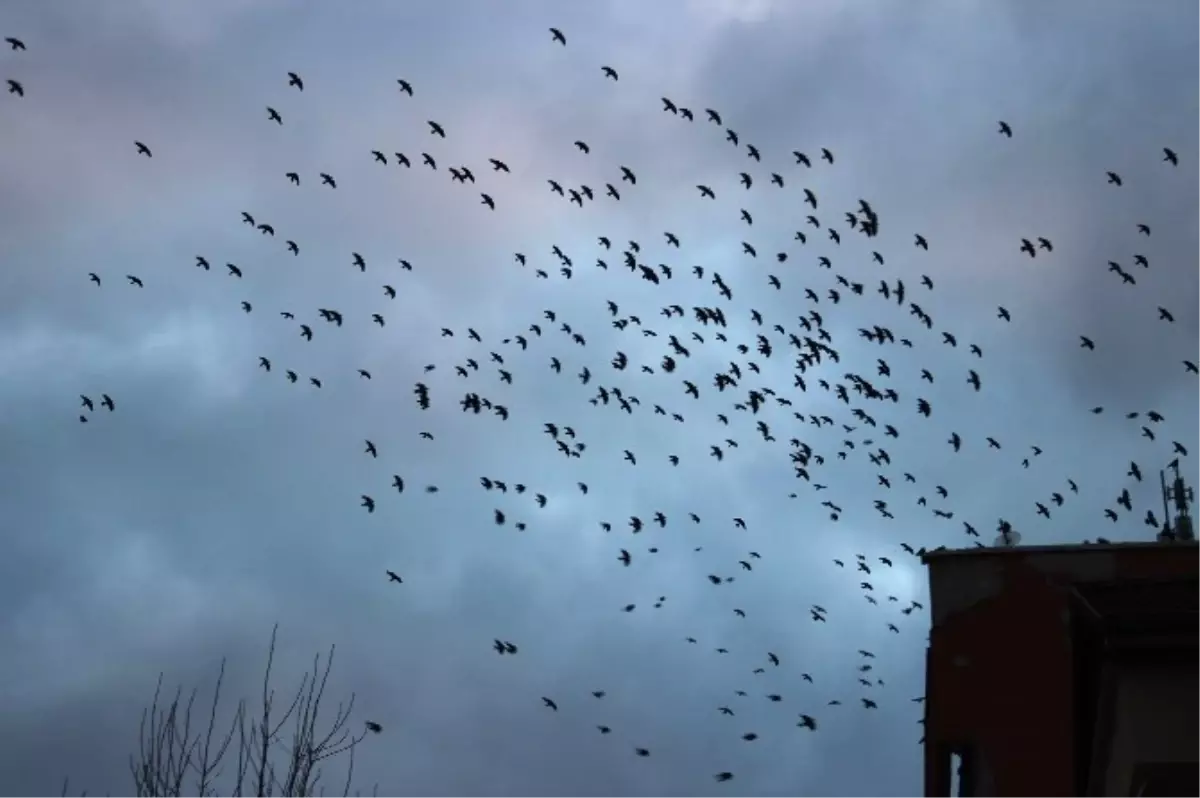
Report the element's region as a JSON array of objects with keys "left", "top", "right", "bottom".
[{"left": 5, "top": 23, "right": 1195, "bottom": 788}]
